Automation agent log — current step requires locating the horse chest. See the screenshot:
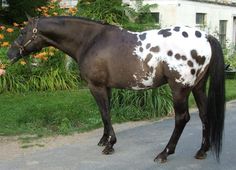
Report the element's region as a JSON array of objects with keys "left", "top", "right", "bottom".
[{"left": 128, "top": 26, "right": 212, "bottom": 89}]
